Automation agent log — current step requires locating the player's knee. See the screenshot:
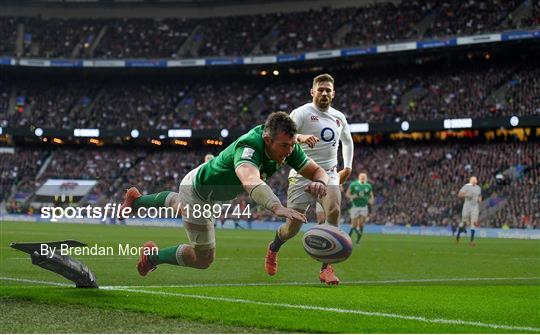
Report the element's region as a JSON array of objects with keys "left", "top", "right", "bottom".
[{"left": 193, "top": 249, "right": 214, "bottom": 269}]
